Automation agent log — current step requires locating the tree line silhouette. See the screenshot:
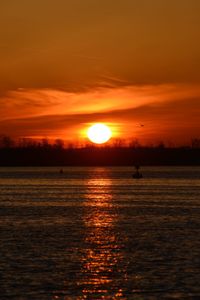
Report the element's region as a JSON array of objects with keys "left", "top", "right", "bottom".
[{"left": 0, "top": 135, "right": 200, "bottom": 166}]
